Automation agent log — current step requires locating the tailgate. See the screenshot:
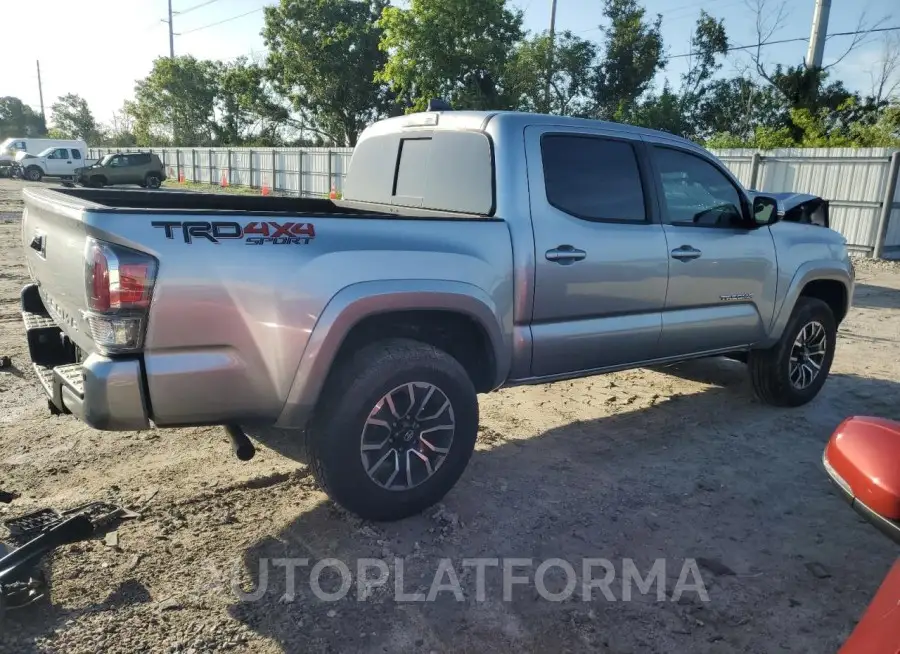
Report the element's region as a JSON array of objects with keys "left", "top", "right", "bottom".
[{"left": 21, "top": 187, "right": 95, "bottom": 353}]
